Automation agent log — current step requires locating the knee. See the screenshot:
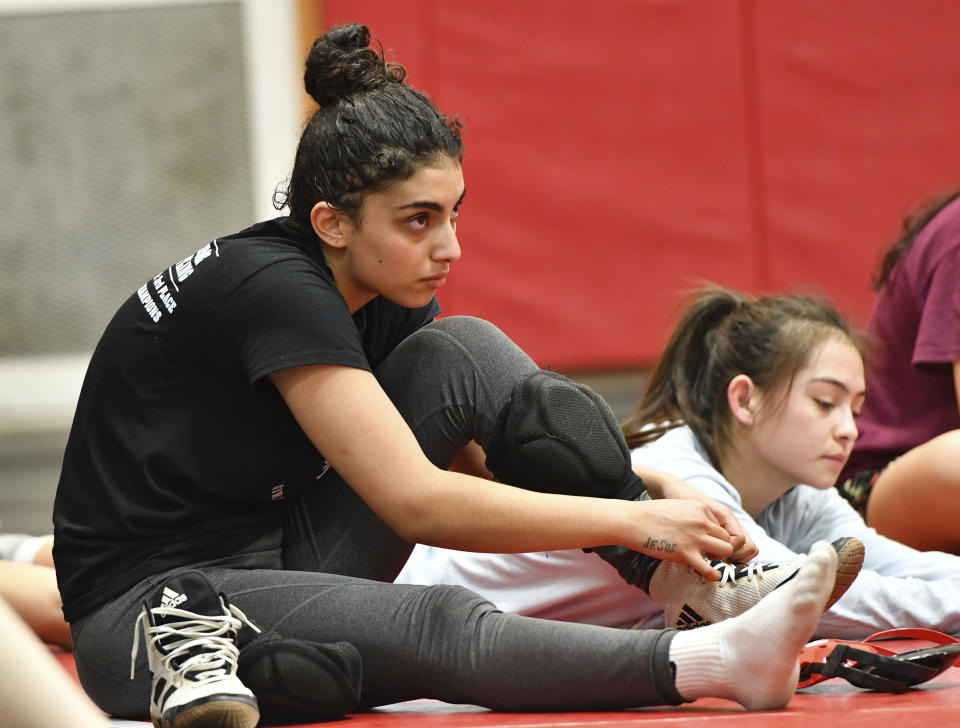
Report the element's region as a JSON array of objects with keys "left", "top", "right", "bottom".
[
  {"left": 415, "top": 584, "right": 499, "bottom": 632},
  {"left": 932, "top": 429, "right": 960, "bottom": 457},
  {"left": 386, "top": 316, "right": 512, "bottom": 373},
  {"left": 427, "top": 315, "right": 506, "bottom": 341},
  {"left": 419, "top": 316, "right": 519, "bottom": 360},
  {"left": 880, "top": 429, "right": 960, "bottom": 488},
  {"left": 929, "top": 430, "right": 960, "bottom": 485},
  {"left": 484, "top": 370, "right": 638, "bottom": 498}
]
